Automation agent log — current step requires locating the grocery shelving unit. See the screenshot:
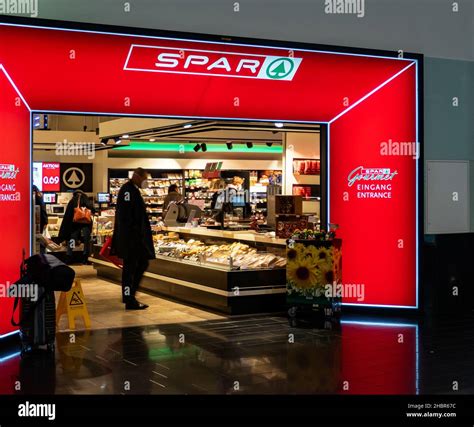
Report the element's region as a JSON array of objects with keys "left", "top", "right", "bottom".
[{"left": 108, "top": 169, "right": 185, "bottom": 221}]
